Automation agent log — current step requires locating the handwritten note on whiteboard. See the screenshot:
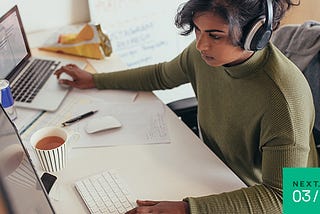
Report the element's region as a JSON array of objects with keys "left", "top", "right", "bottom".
[{"left": 88, "top": 0, "right": 194, "bottom": 68}]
